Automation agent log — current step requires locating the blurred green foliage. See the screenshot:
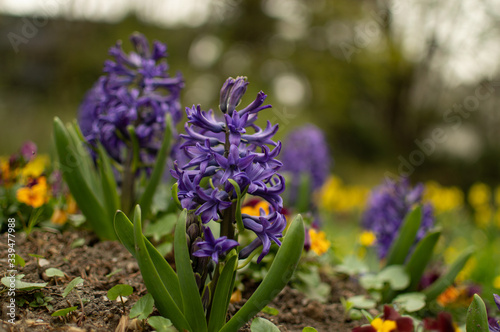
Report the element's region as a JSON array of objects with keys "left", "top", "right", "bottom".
[{"left": 1, "top": 0, "right": 499, "bottom": 187}]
